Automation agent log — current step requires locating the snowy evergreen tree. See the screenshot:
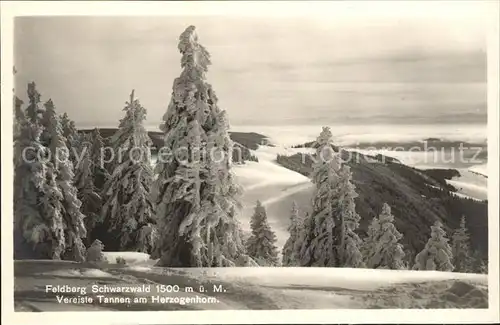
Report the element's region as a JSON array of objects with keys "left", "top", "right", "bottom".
[
  {"left": 153, "top": 26, "right": 251, "bottom": 267},
  {"left": 59, "top": 112, "right": 81, "bottom": 166},
  {"left": 14, "top": 117, "right": 54, "bottom": 259},
  {"left": 100, "top": 90, "right": 156, "bottom": 253},
  {"left": 14, "top": 84, "right": 68, "bottom": 260},
  {"left": 363, "top": 203, "right": 405, "bottom": 269},
  {"left": 90, "top": 128, "right": 109, "bottom": 190},
  {"left": 25, "top": 82, "right": 43, "bottom": 124},
  {"left": 413, "top": 221, "right": 454, "bottom": 271},
  {"left": 299, "top": 127, "right": 364, "bottom": 267},
  {"left": 14, "top": 84, "right": 86, "bottom": 261},
  {"left": 74, "top": 134, "right": 102, "bottom": 245},
  {"left": 298, "top": 211, "right": 315, "bottom": 266},
  {"left": 43, "top": 99, "right": 87, "bottom": 262},
  {"left": 282, "top": 201, "right": 300, "bottom": 266},
  {"left": 361, "top": 213, "right": 380, "bottom": 260},
  {"left": 451, "top": 216, "right": 473, "bottom": 273},
  {"left": 246, "top": 201, "right": 280, "bottom": 266}
]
